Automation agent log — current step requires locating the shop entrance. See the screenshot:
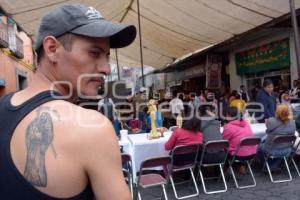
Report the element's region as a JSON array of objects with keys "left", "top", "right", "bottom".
[{"left": 246, "top": 69, "right": 290, "bottom": 101}]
